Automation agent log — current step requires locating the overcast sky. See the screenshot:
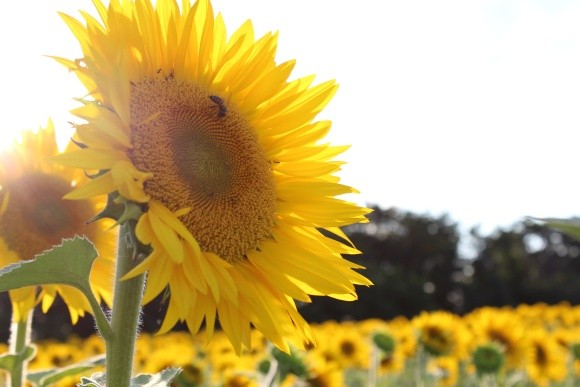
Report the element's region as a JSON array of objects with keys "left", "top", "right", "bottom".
[{"left": 2, "top": 0, "right": 579, "bottom": 235}]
